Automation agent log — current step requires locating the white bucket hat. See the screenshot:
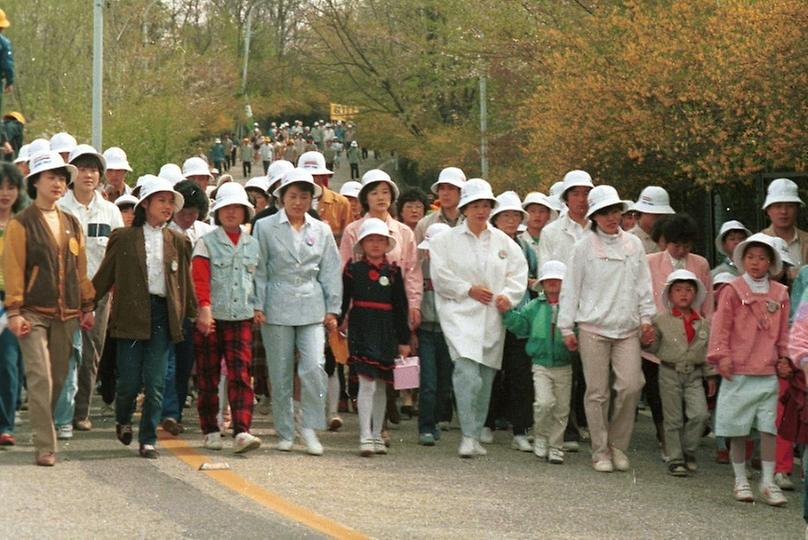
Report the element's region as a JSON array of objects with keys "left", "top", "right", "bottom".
[
  {"left": 522, "top": 191, "right": 560, "bottom": 214},
  {"left": 182, "top": 156, "right": 212, "bottom": 179},
  {"left": 763, "top": 178, "right": 804, "bottom": 209},
  {"left": 715, "top": 220, "right": 751, "bottom": 256},
  {"left": 560, "top": 170, "right": 595, "bottom": 197},
  {"left": 732, "top": 233, "right": 783, "bottom": 277},
  {"left": 68, "top": 144, "right": 106, "bottom": 174},
  {"left": 26, "top": 151, "right": 78, "bottom": 184},
  {"left": 244, "top": 176, "right": 270, "bottom": 196},
  {"left": 114, "top": 194, "right": 139, "bottom": 207},
  {"left": 339, "top": 180, "right": 362, "bottom": 199},
  {"left": 297, "top": 151, "right": 333, "bottom": 176},
  {"left": 712, "top": 272, "right": 736, "bottom": 287},
  {"left": 267, "top": 160, "right": 295, "bottom": 193},
  {"left": 354, "top": 217, "right": 396, "bottom": 256},
  {"left": 585, "top": 185, "right": 631, "bottom": 218},
  {"left": 418, "top": 222, "right": 451, "bottom": 250},
  {"left": 136, "top": 174, "right": 155, "bottom": 190},
  {"left": 458, "top": 178, "right": 496, "bottom": 210},
  {"left": 135, "top": 176, "right": 185, "bottom": 213},
  {"left": 661, "top": 269, "right": 706, "bottom": 310},
  {"left": 539, "top": 260, "right": 567, "bottom": 282},
  {"left": 211, "top": 182, "right": 255, "bottom": 219},
  {"left": 360, "top": 169, "right": 400, "bottom": 200},
  {"left": 158, "top": 163, "right": 184, "bottom": 186},
  {"left": 430, "top": 166, "right": 466, "bottom": 194},
  {"left": 633, "top": 186, "right": 675, "bottom": 214},
  {"left": 27, "top": 138, "right": 51, "bottom": 158},
  {"left": 623, "top": 201, "right": 636, "bottom": 213},
  {"left": 13, "top": 143, "right": 29, "bottom": 164},
  {"left": 49, "top": 132, "right": 77, "bottom": 154},
  {"left": 272, "top": 167, "right": 323, "bottom": 199},
  {"left": 490, "top": 191, "right": 527, "bottom": 221},
  {"left": 770, "top": 236, "right": 796, "bottom": 267},
  {"left": 103, "top": 147, "right": 133, "bottom": 172}
]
